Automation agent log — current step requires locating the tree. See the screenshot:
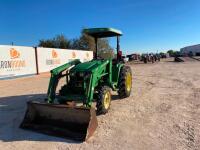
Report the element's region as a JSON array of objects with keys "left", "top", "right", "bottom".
[
  {"left": 71, "top": 31, "right": 113, "bottom": 52},
  {"left": 167, "top": 50, "right": 178, "bottom": 57},
  {"left": 38, "top": 29, "right": 114, "bottom": 55},
  {"left": 71, "top": 32, "right": 95, "bottom": 51},
  {"left": 39, "top": 35, "right": 72, "bottom": 49},
  {"left": 159, "top": 52, "right": 165, "bottom": 55}
]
